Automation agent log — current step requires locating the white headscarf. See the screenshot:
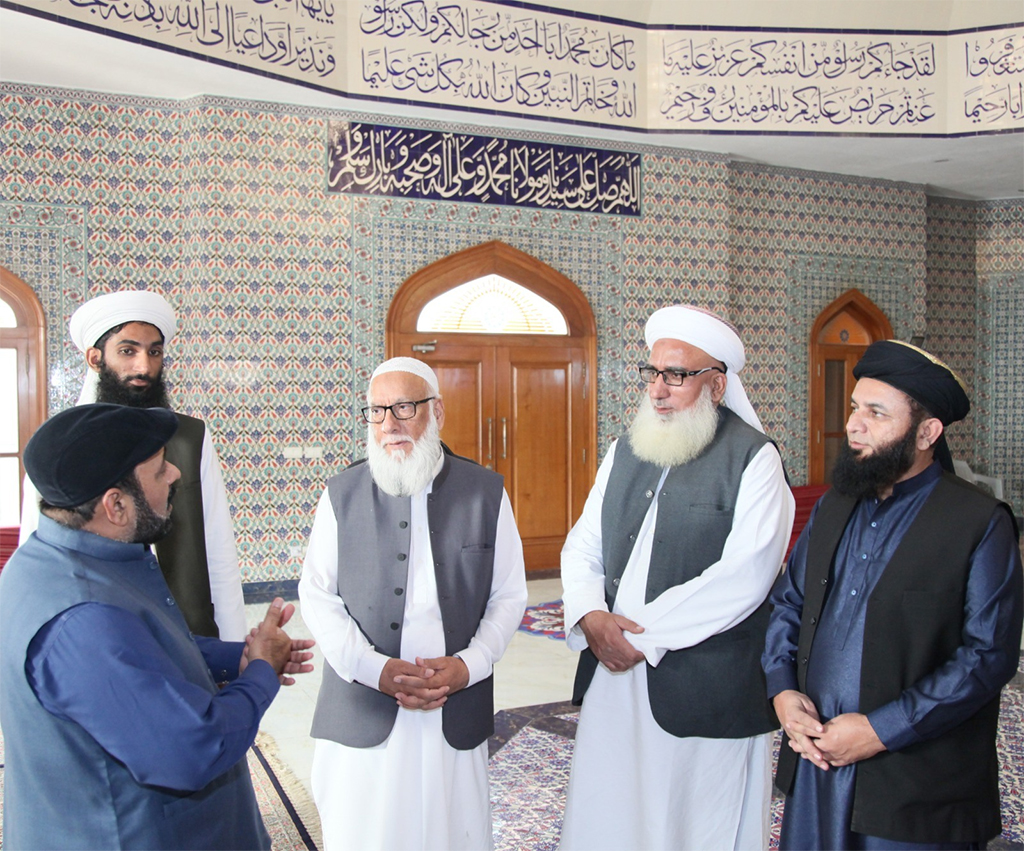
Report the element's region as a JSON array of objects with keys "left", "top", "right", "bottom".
[
  {"left": 69, "top": 291, "right": 177, "bottom": 404},
  {"left": 369, "top": 357, "right": 440, "bottom": 396},
  {"left": 644, "top": 305, "right": 764, "bottom": 433}
]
